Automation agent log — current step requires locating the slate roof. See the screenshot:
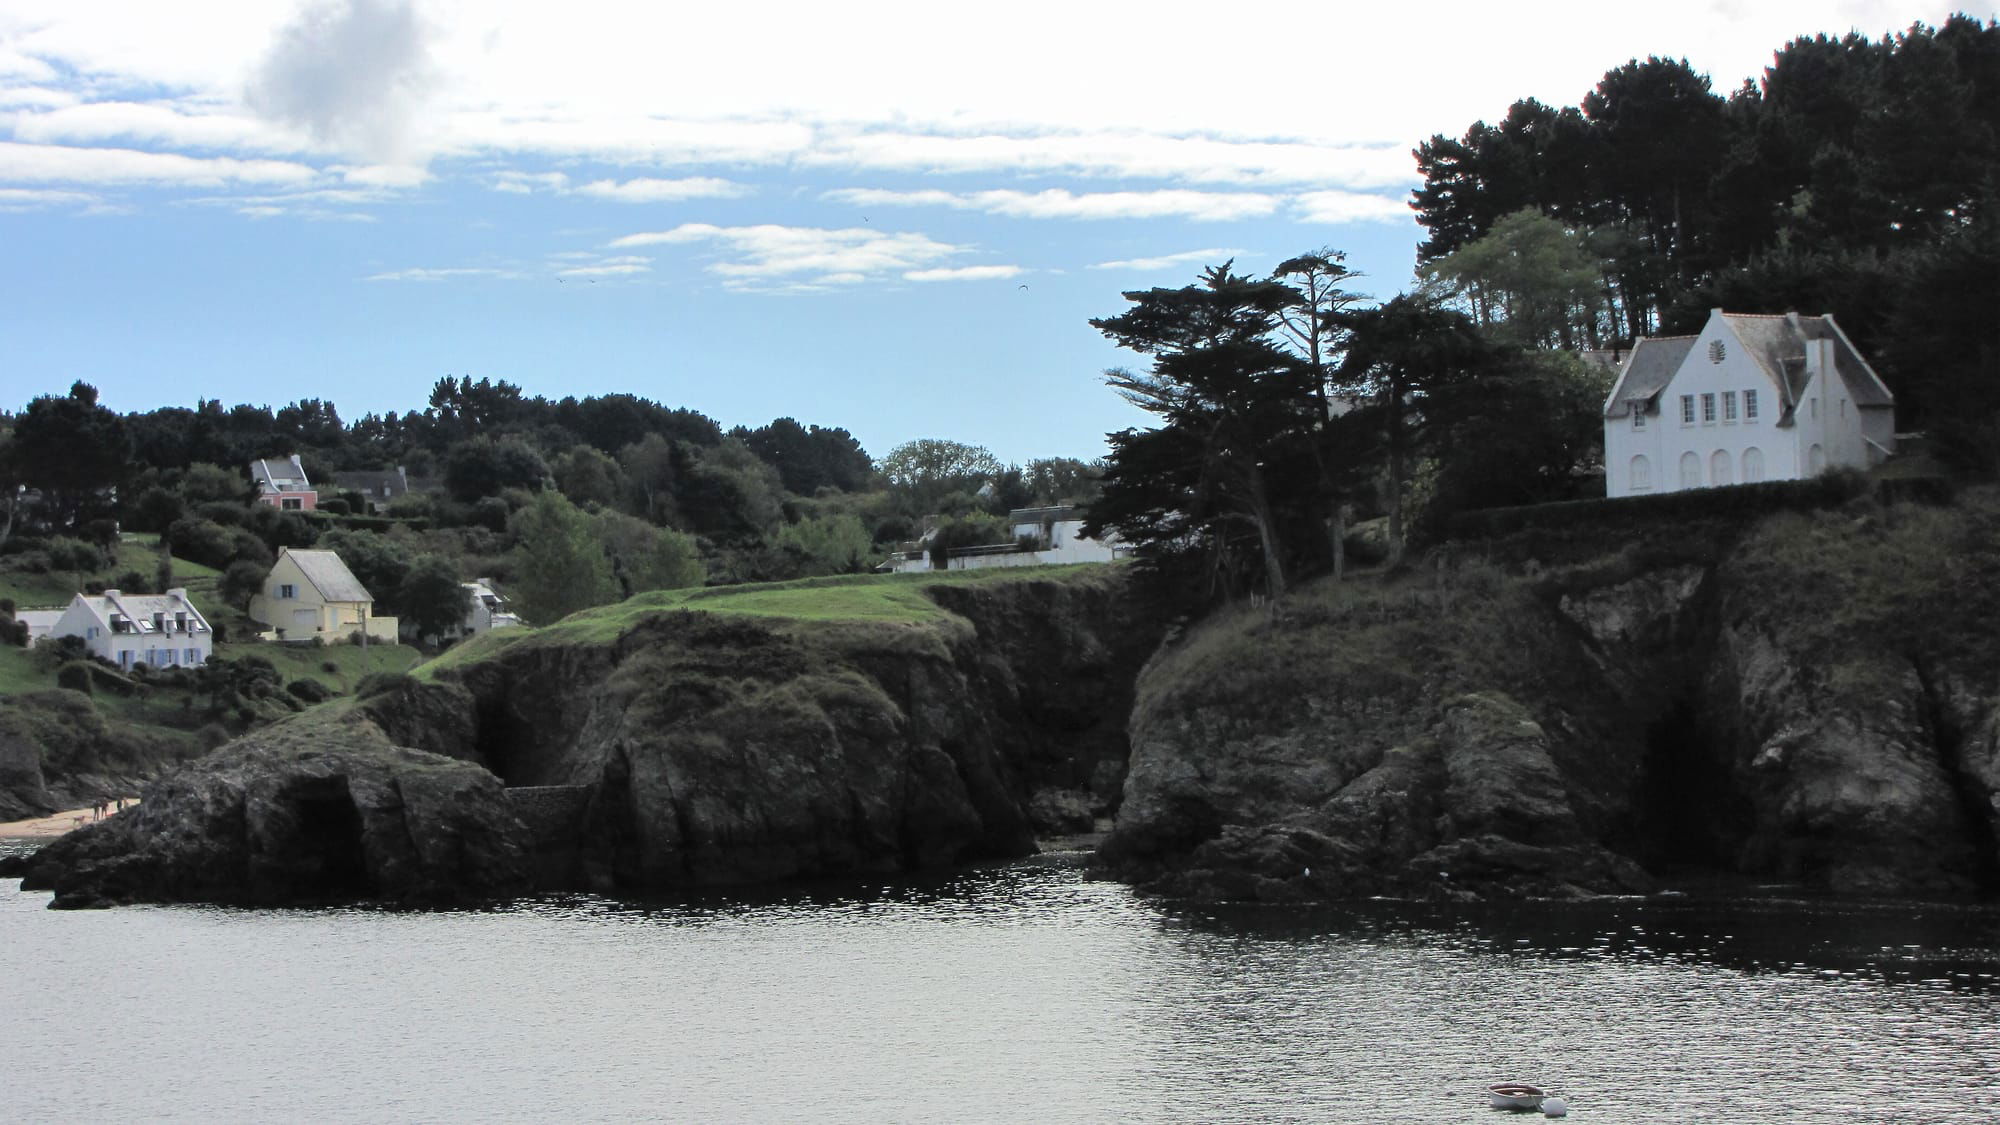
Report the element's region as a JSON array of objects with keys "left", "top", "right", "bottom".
[
  {"left": 251, "top": 456, "right": 311, "bottom": 492},
  {"left": 281, "top": 548, "right": 374, "bottom": 603},
  {"left": 1604, "top": 312, "right": 1894, "bottom": 421},
  {"left": 1602, "top": 336, "right": 1696, "bottom": 418}
]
